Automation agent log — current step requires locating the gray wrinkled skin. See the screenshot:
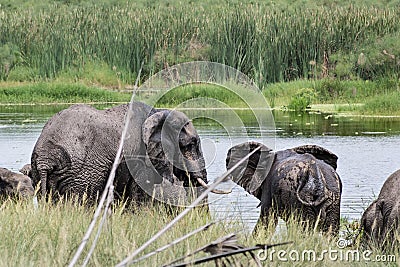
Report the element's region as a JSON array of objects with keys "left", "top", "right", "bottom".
[
  {"left": 226, "top": 141, "right": 342, "bottom": 234},
  {"left": 361, "top": 169, "right": 400, "bottom": 251},
  {"left": 30, "top": 101, "right": 208, "bottom": 206},
  {"left": 0, "top": 167, "right": 34, "bottom": 197}
]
